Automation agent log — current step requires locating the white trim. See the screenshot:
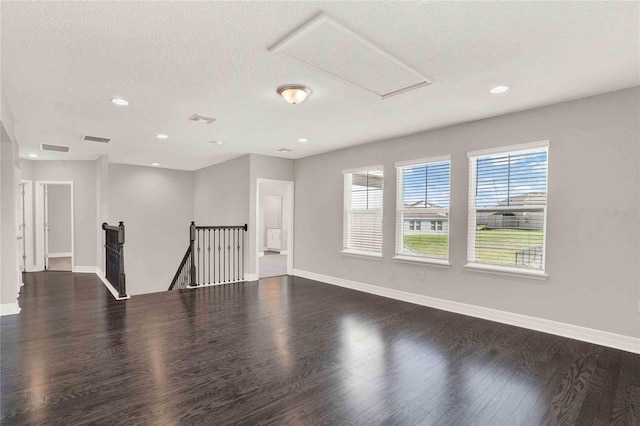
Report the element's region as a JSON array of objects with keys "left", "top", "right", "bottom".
[
  {"left": 258, "top": 251, "right": 265, "bottom": 257},
  {"left": 73, "top": 266, "right": 98, "bottom": 273},
  {"left": 394, "top": 155, "right": 451, "bottom": 168},
  {"left": 292, "top": 269, "right": 640, "bottom": 354},
  {"left": 464, "top": 263, "right": 549, "bottom": 280},
  {"left": 188, "top": 279, "right": 245, "bottom": 289},
  {"left": 340, "top": 249, "right": 384, "bottom": 259},
  {"left": 342, "top": 164, "right": 384, "bottom": 175},
  {"left": 19, "top": 180, "right": 35, "bottom": 272},
  {"left": 0, "top": 302, "right": 21, "bottom": 316},
  {"left": 95, "top": 268, "right": 130, "bottom": 300},
  {"left": 467, "top": 140, "right": 550, "bottom": 158},
  {"left": 256, "top": 178, "right": 295, "bottom": 279},
  {"left": 392, "top": 256, "right": 451, "bottom": 268},
  {"left": 48, "top": 252, "right": 73, "bottom": 258},
  {"left": 35, "top": 181, "right": 74, "bottom": 271},
  {"left": 244, "top": 273, "right": 259, "bottom": 281}
]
